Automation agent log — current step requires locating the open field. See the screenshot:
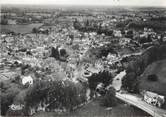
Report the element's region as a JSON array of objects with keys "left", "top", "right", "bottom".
[
  {"left": 139, "top": 59, "right": 166, "bottom": 96},
  {"left": 0, "top": 23, "right": 43, "bottom": 34}
]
